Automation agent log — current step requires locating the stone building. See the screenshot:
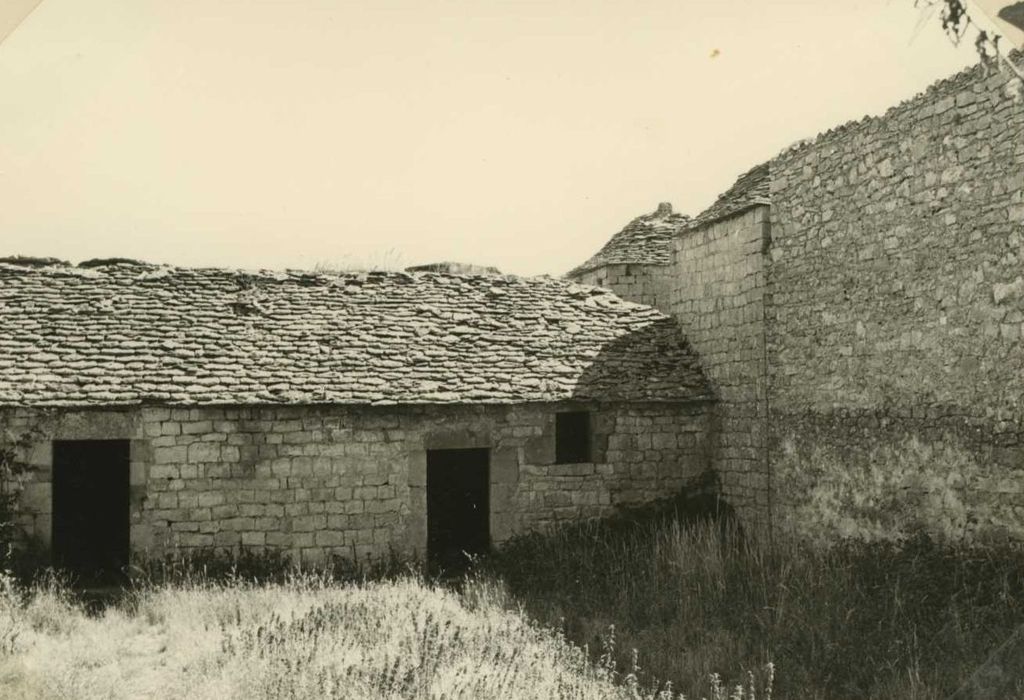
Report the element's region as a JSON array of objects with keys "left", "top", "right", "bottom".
[
  {"left": 0, "top": 259, "right": 712, "bottom": 578},
  {"left": 565, "top": 202, "right": 689, "bottom": 314}
]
